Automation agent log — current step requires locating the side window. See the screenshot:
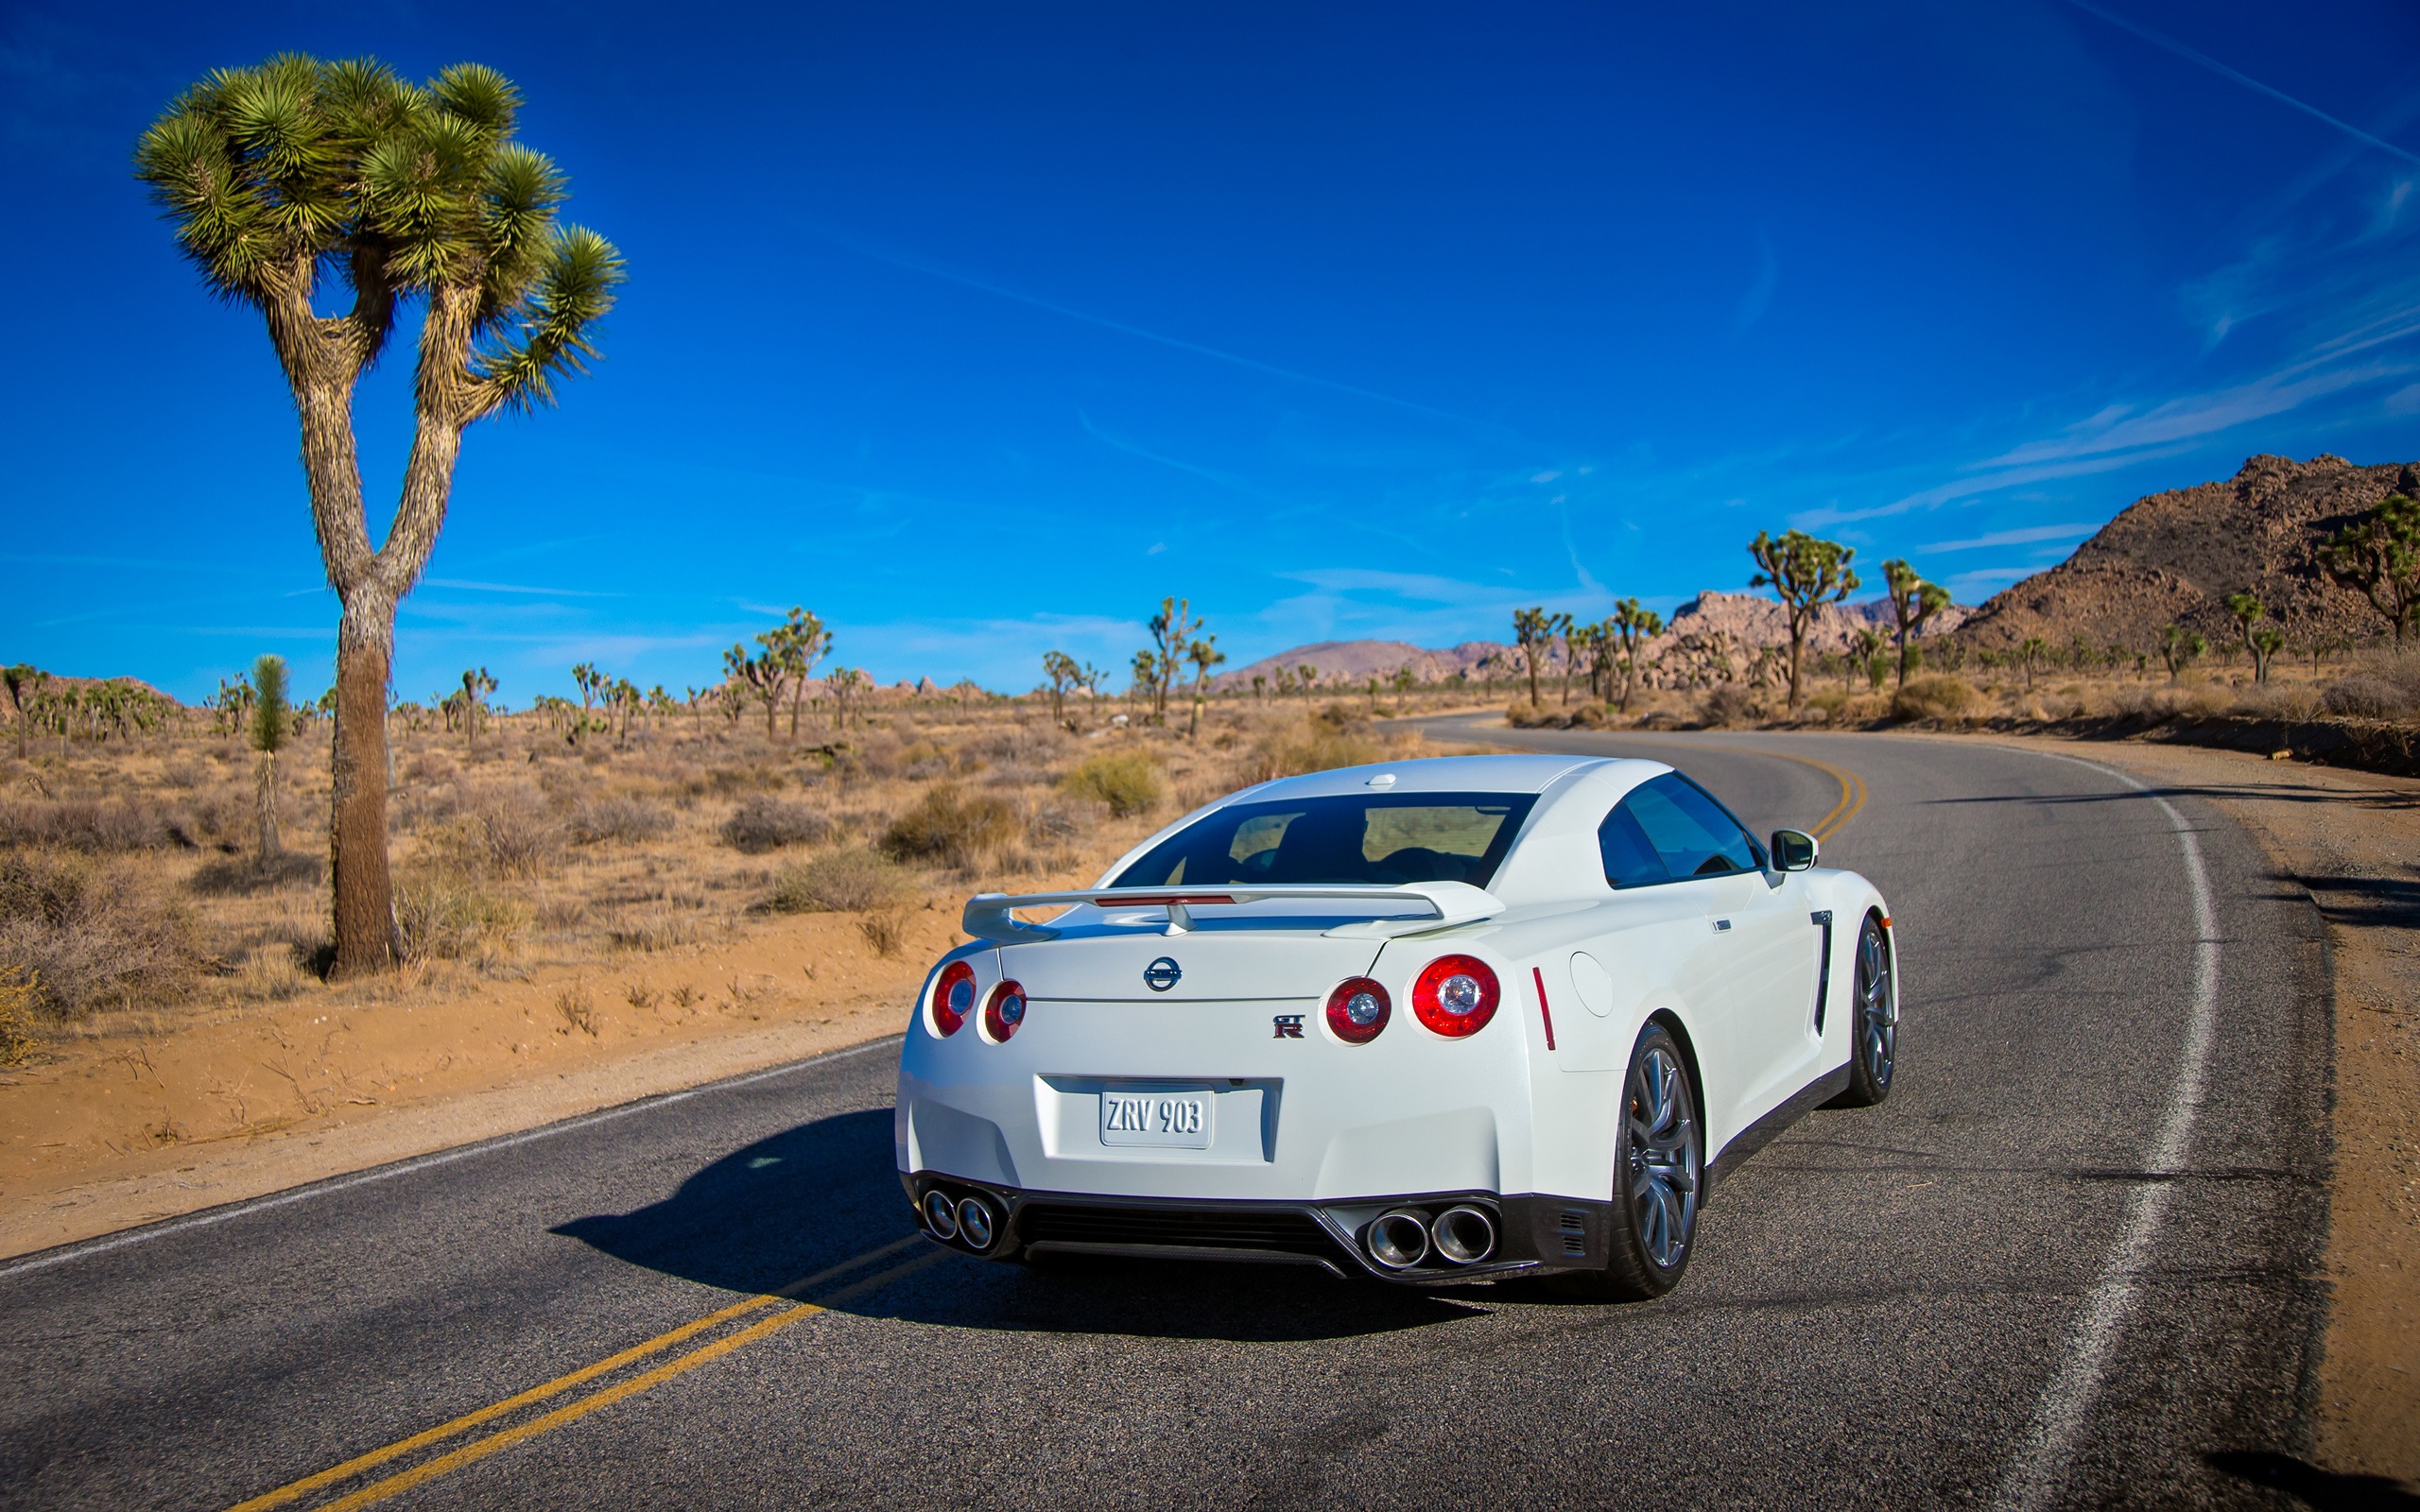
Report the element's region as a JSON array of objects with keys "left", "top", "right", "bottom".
[
  {"left": 1598, "top": 804, "right": 1671, "bottom": 888},
  {"left": 1624, "top": 774, "right": 1761, "bottom": 879}
]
